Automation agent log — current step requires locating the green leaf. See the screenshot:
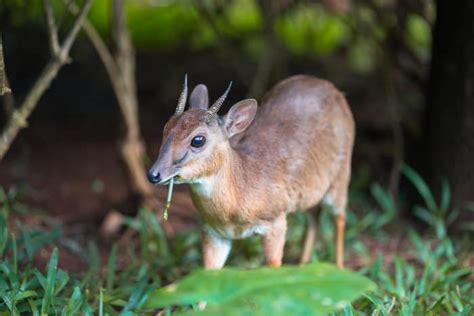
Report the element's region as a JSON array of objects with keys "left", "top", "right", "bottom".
[
  {"left": 15, "top": 226, "right": 62, "bottom": 261},
  {"left": 370, "top": 253, "right": 383, "bottom": 280},
  {"left": 144, "top": 263, "right": 375, "bottom": 315},
  {"left": 28, "top": 298, "right": 39, "bottom": 316},
  {"left": 360, "top": 293, "right": 390, "bottom": 316},
  {"left": 370, "top": 183, "right": 396, "bottom": 216},
  {"left": 440, "top": 179, "right": 451, "bottom": 213},
  {"left": 20, "top": 225, "right": 33, "bottom": 261},
  {"left": 0, "top": 213, "right": 8, "bottom": 256},
  {"left": 275, "top": 4, "right": 348, "bottom": 57},
  {"left": 106, "top": 243, "right": 118, "bottom": 292},
  {"left": 121, "top": 266, "right": 152, "bottom": 313},
  {"left": 99, "top": 288, "right": 104, "bottom": 316},
  {"left": 62, "top": 286, "right": 83, "bottom": 316},
  {"left": 13, "top": 290, "right": 37, "bottom": 301},
  {"left": 11, "top": 233, "right": 17, "bottom": 276},
  {"left": 144, "top": 208, "right": 170, "bottom": 258},
  {"left": 0, "top": 261, "right": 18, "bottom": 289},
  {"left": 41, "top": 248, "right": 58, "bottom": 315},
  {"left": 413, "top": 206, "right": 435, "bottom": 226},
  {"left": 426, "top": 294, "right": 446, "bottom": 312},
  {"left": 405, "top": 13, "right": 431, "bottom": 61},
  {"left": 394, "top": 257, "right": 406, "bottom": 298},
  {"left": 54, "top": 269, "right": 69, "bottom": 296},
  {"left": 0, "top": 289, "right": 14, "bottom": 315},
  {"left": 34, "top": 270, "right": 46, "bottom": 290},
  {"left": 459, "top": 304, "right": 472, "bottom": 316},
  {"left": 347, "top": 37, "right": 377, "bottom": 74},
  {"left": 402, "top": 164, "right": 437, "bottom": 211}
]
